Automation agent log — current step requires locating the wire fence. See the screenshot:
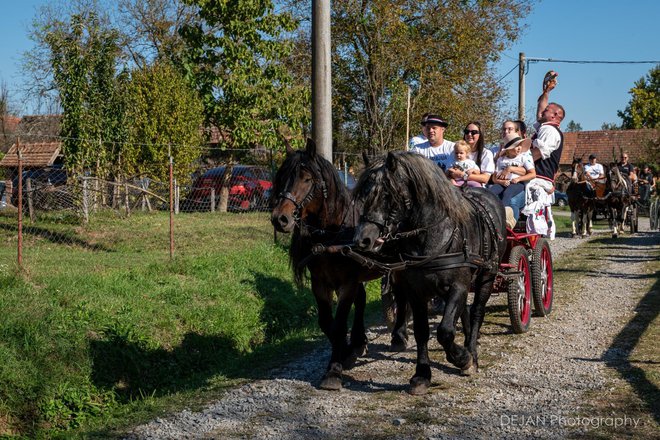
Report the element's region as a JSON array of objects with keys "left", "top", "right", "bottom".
[{"left": 0, "top": 144, "right": 360, "bottom": 273}]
